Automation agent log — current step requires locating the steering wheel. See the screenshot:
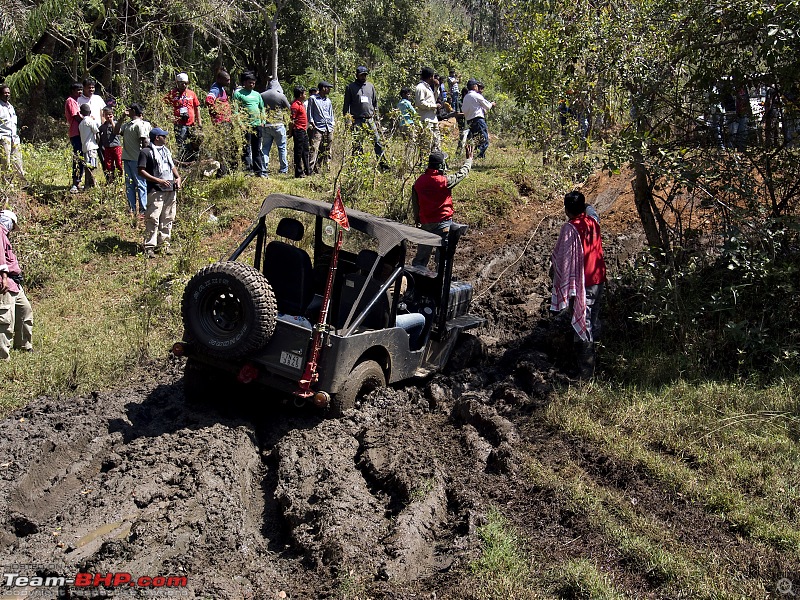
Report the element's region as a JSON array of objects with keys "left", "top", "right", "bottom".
[{"left": 397, "top": 269, "right": 416, "bottom": 308}]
